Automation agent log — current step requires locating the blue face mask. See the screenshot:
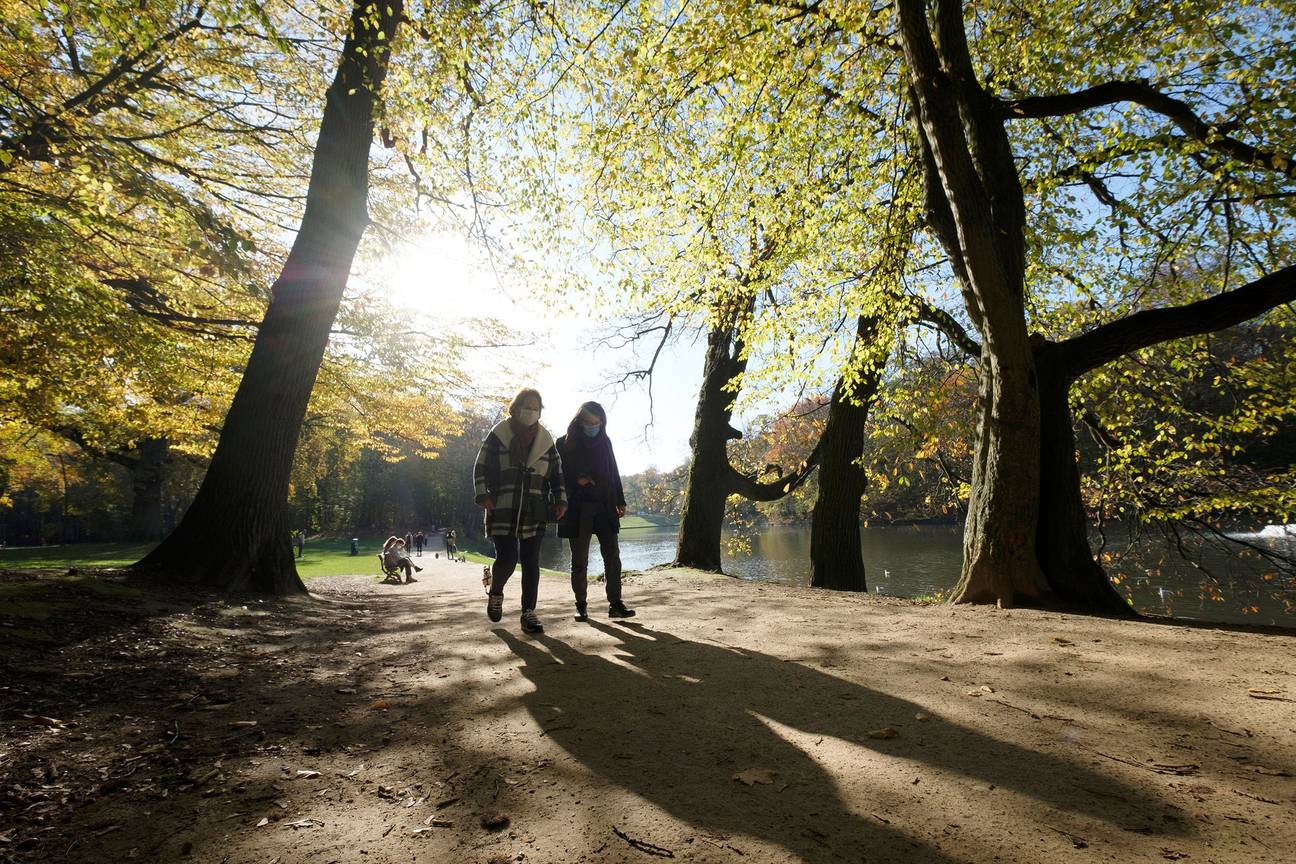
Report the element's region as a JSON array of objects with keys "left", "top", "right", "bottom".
[{"left": 582, "top": 424, "right": 601, "bottom": 438}]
